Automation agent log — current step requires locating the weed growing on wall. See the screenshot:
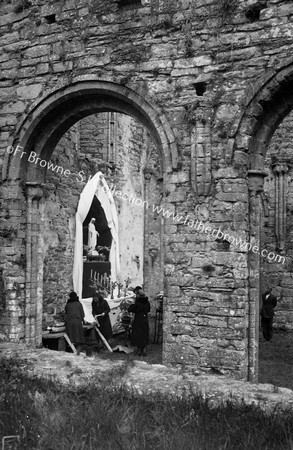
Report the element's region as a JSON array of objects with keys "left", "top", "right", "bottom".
[
  {"left": 182, "top": 20, "right": 194, "bottom": 58},
  {"left": 0, "top": 268, "right": 5, "bottom": 311},
  {"left": 218, "top": 0, "right": 238, "bottom": 25},
  {"left": 90, "top": 0, "right": 118, "bottom": 16},
  {"left": 0, "top": 227, "right": 16, "bottom": 241},
  {"left": 13, "top": 0, "right": 32, "bottom": 13},
  {"left": 112, "top": 43, "right": 150, "bottom": 64},
  {"left": 183, "top": 100, "right": 200, "bottom": 128}
]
